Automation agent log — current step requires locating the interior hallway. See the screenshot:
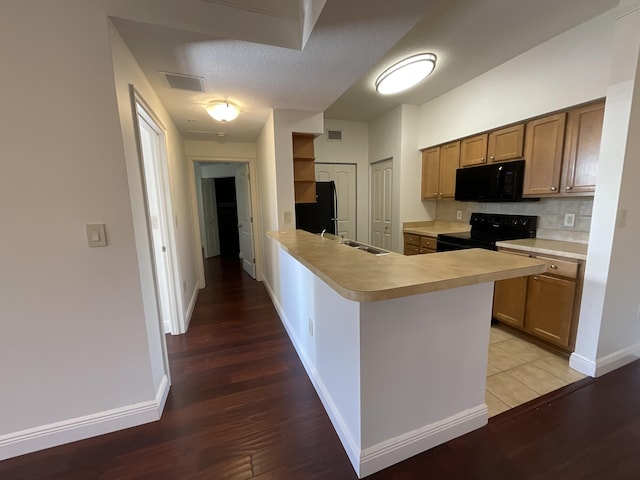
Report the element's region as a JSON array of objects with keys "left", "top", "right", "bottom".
[{"left": 2, "top": 257, "right": 640, "bottom": 479}]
